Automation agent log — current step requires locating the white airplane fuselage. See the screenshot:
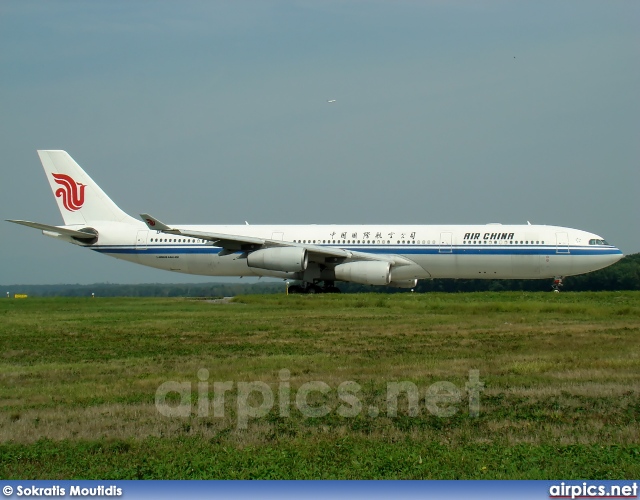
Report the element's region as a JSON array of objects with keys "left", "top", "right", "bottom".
[{"left": 49, "top": 220, "right": 622, "bottom": 282}]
